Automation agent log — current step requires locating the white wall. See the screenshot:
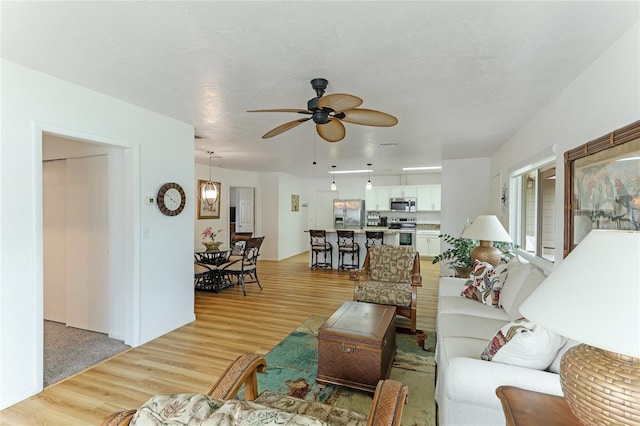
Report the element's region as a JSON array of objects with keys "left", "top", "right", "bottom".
[
  {"left": 276, "top": 173, "right": 309, "bottom": 259},
  {"left": 491, "top": 22, "right": 640, "bottom": 266},
  {"left": 0, "top": 60, "right": 195, "bottom": 409},
  {"left": 193, "top": 164, "right": 309, "bottom": 261},
  {"left": 440, "top": 158, "right": 492, "bottom": 275},
  {"left": 193, "top": 163, "right": 260, "bottom": 249}
]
